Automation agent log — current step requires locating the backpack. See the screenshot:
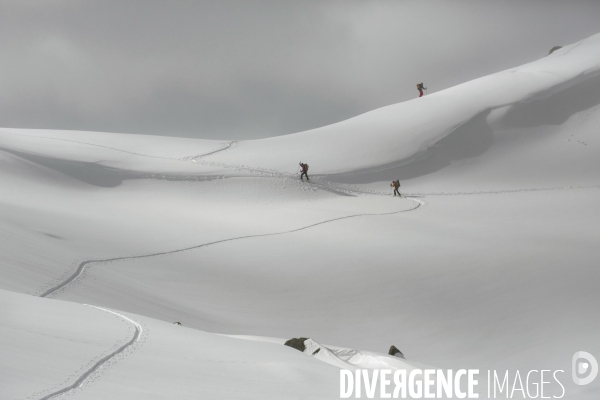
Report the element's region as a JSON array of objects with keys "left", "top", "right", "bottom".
[
  {"left": 304, "top": 164, "right": 309, "bottom": 171},
  {"left": 396, "top": 180, "right": 400, "bottom": 187}
]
